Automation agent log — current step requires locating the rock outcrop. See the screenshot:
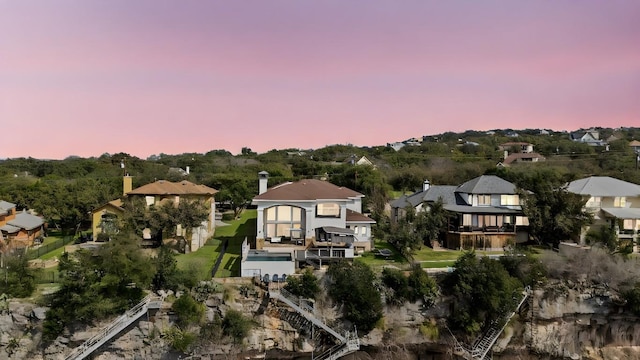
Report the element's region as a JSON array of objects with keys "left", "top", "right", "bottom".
[{"left": 2, "top": 278, "right": 640, "bottom": 359}]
